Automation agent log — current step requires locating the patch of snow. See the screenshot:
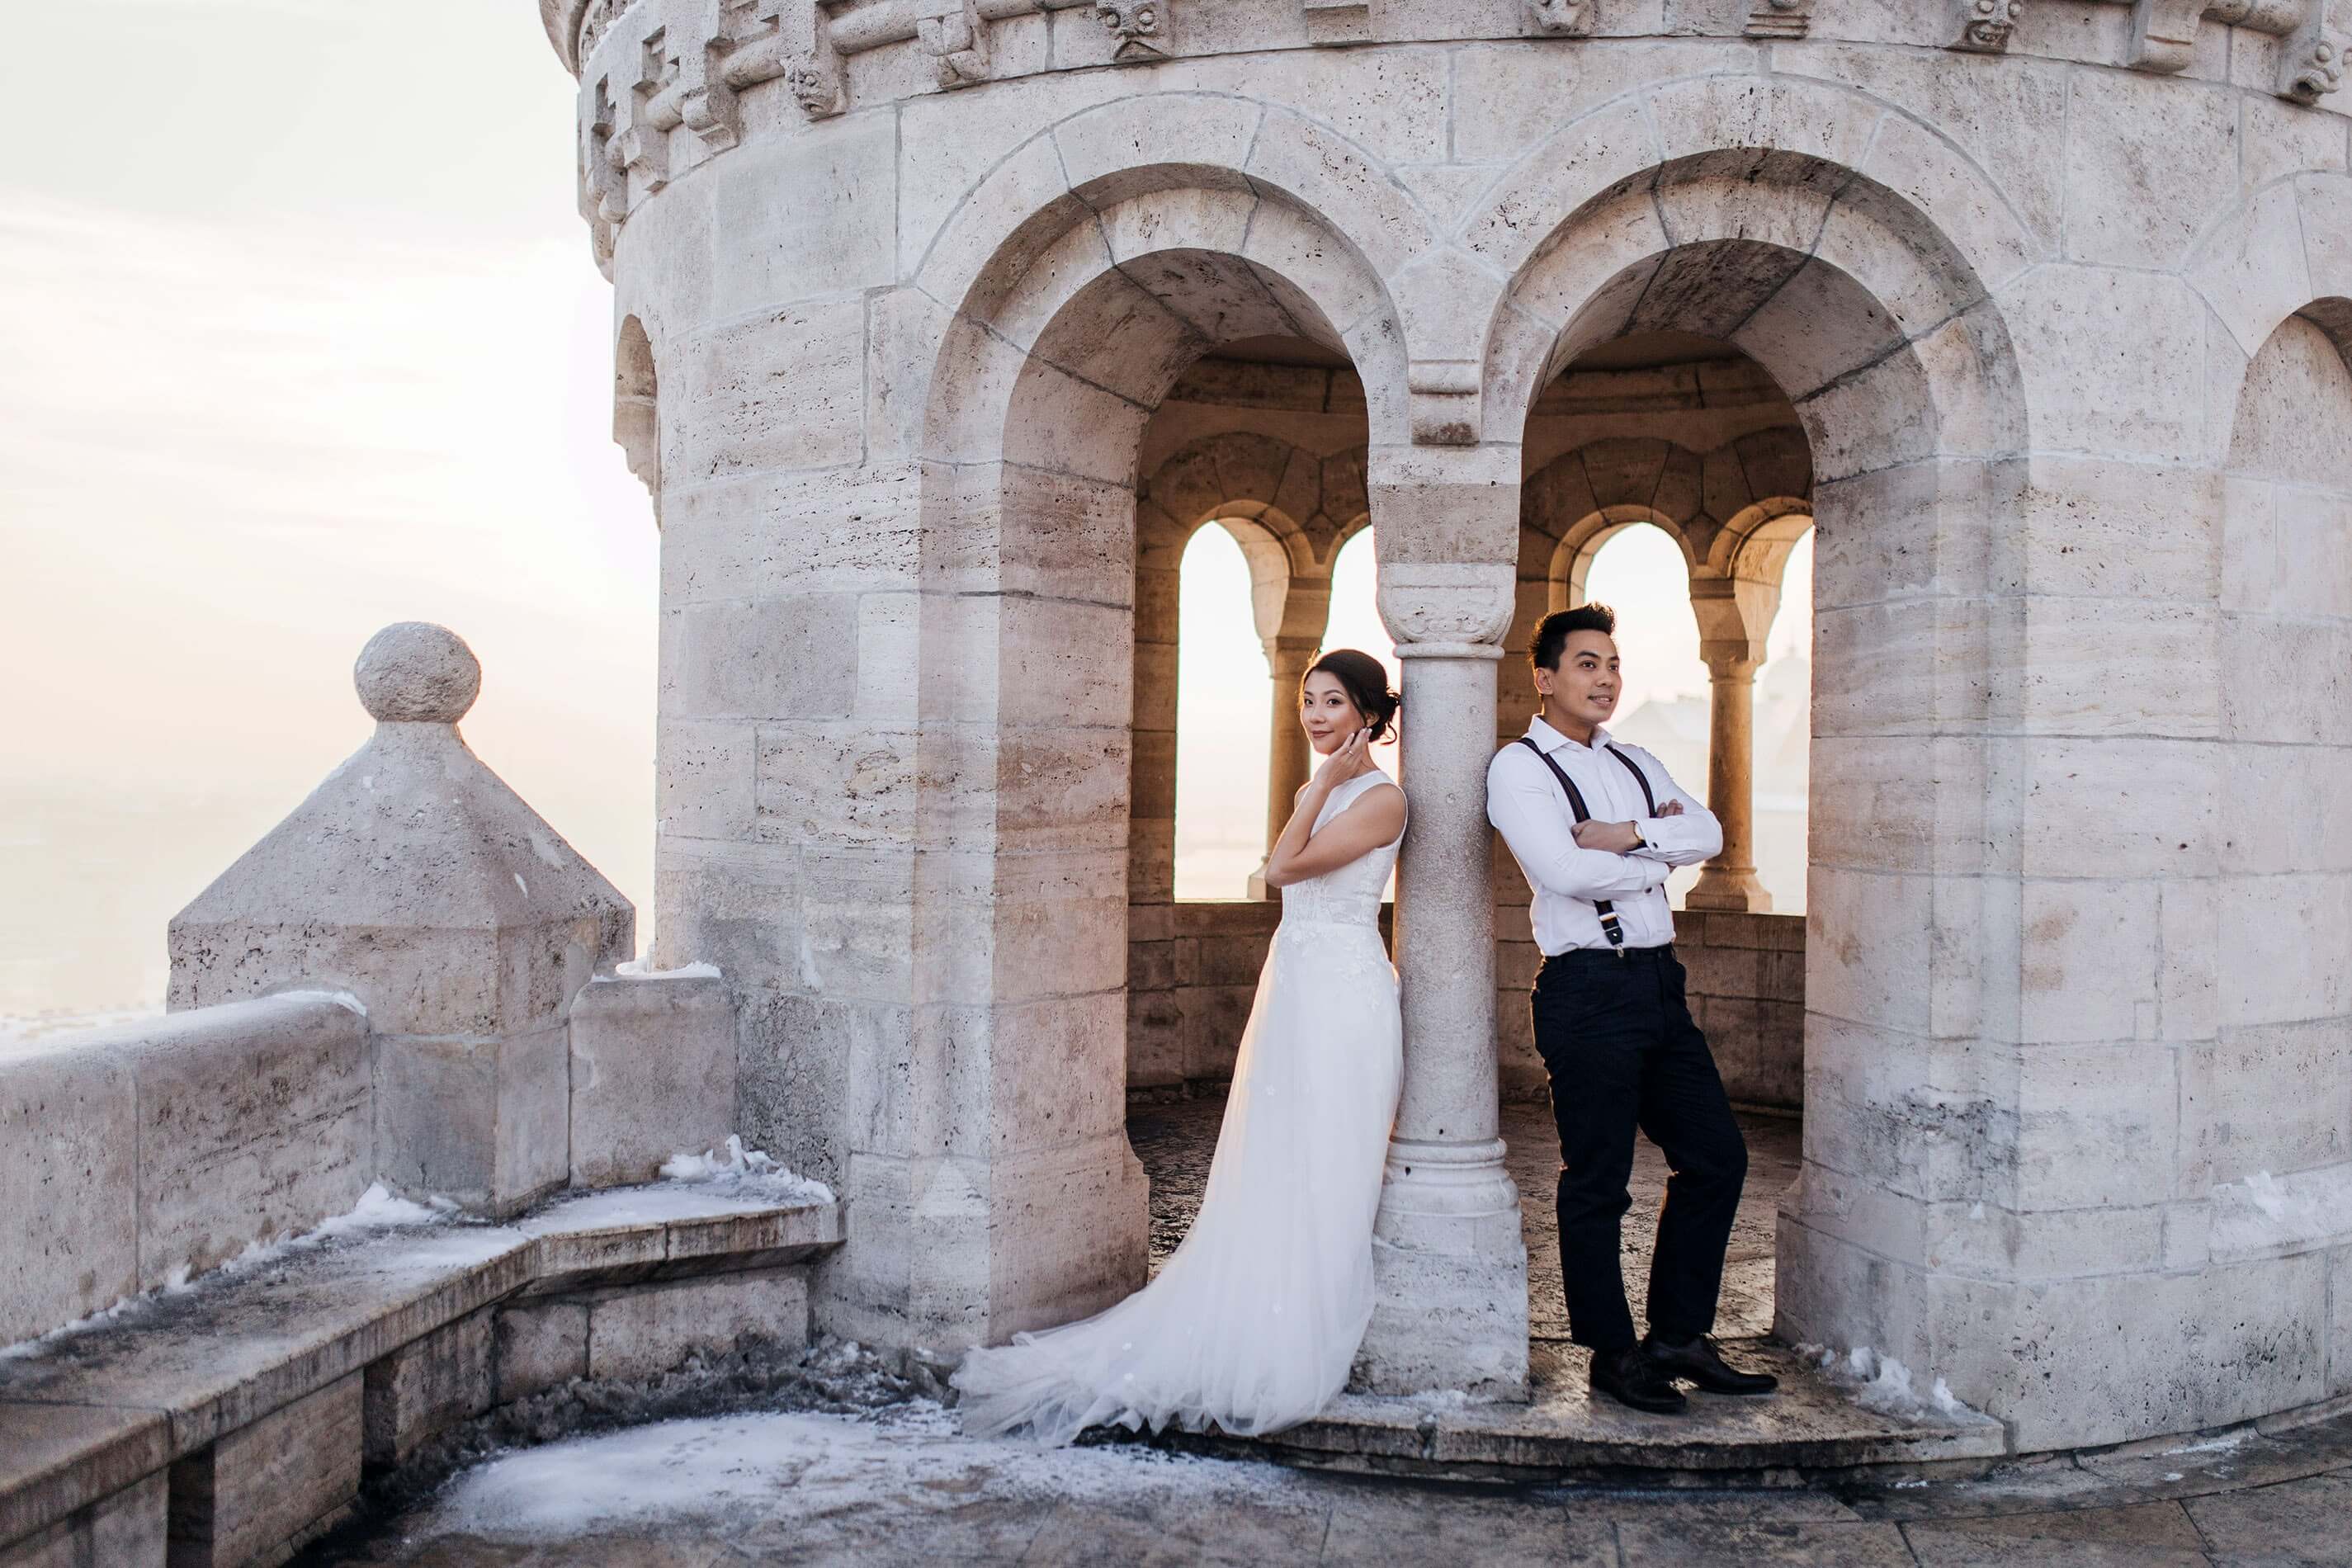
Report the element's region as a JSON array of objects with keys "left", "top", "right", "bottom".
[
  {"left": 2210, "top": 1165, "right": 2352, "bottom": 1261},
  {"left": 513, "top": 872, "right": 528, "bottom": 897},
  {"left": 425, "top": 1403, "right": 1297, "bottom": 1543},
  {"left": 614, "top": 957, "right": 723, "bottom": 980},
  {"left": 1804, "top": 1345, "right": 1995, "bottom": 1429},
  {"left": 287, "top": 987, "right": 368, "bottom": 1018},
  {"left": 2165, "top": 1430, "right": 2250, "bottom": 1457},
  {"left": 0, "top": 1182, "right": 451, "bottom": 1362},
  {"left": 657, "top": 1135, "right": 833, "bottom": 1204}
]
